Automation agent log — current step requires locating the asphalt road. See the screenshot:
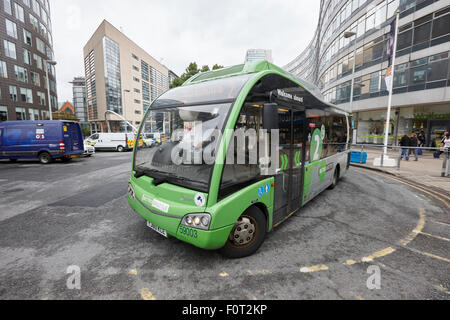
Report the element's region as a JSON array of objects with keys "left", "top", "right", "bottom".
[{"left": 0, "top": 153, "right": 449, "bottom": 300}]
